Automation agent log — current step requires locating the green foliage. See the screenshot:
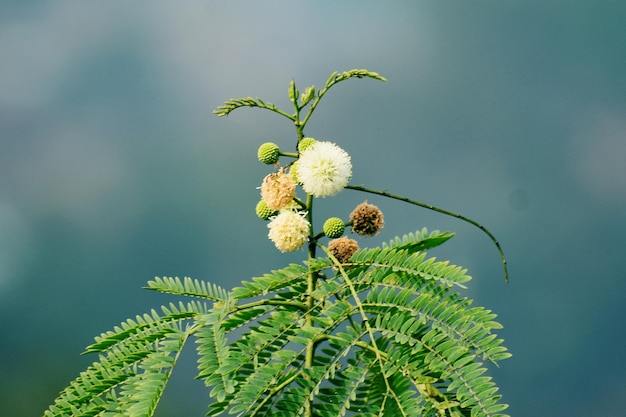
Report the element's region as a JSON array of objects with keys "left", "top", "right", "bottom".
[
  {"left": 213, "top": 69, "right": 387, "bottom": 133},
  {"left": 43, "top": 231, "right": 510, "bottom": 417},
  {"left": 43, "top": 302, "right": 204, "bottom": 417},
  {"left": 43, "top": 69, "right": 511, "bottom": 417}
]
